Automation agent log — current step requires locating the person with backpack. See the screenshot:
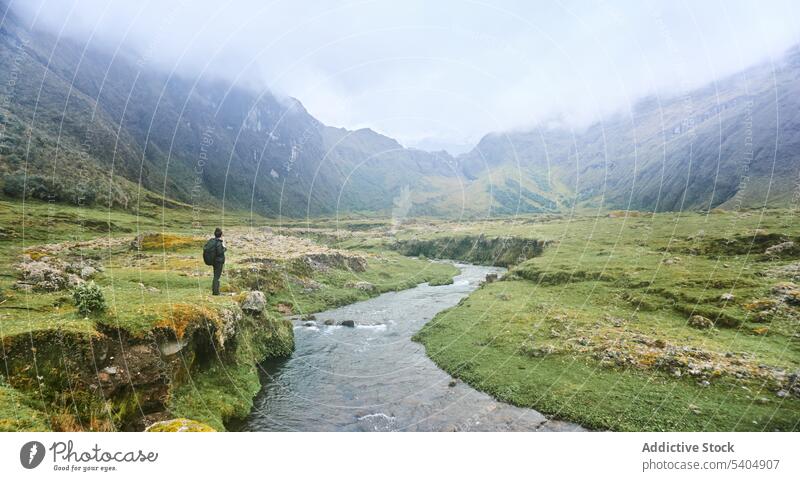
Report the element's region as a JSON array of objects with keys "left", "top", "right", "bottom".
[{"left": 203, "top": 227, "right": 227, "bottom": 295}]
